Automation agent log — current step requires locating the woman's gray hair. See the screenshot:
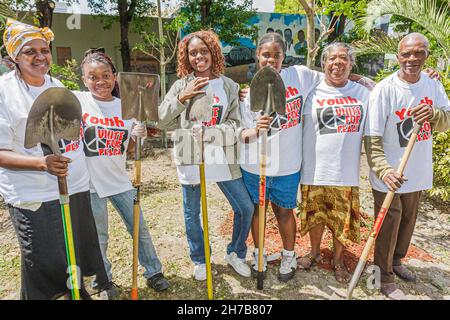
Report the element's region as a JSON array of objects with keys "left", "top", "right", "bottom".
[{"left": 320, "top": 42, "right": 356, "bottom": 68}]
